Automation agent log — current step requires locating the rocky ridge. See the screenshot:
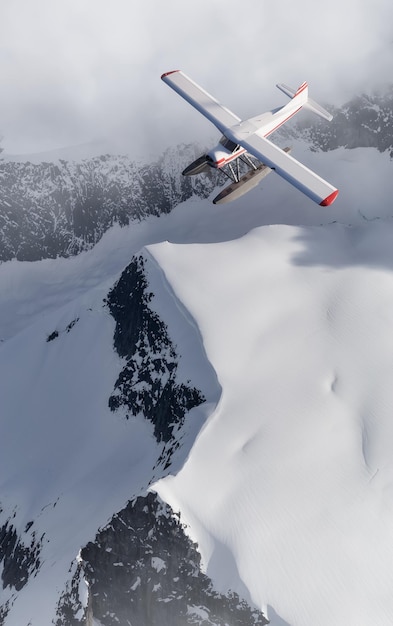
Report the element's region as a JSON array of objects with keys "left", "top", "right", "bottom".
[
  {"left": 56, "top": 492, "right": 268, "bottom": 626},
  {"left": 0, "top": 144, "right": 219, "bottom": 263}
]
